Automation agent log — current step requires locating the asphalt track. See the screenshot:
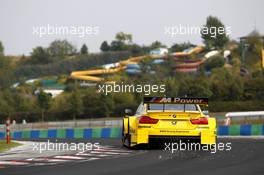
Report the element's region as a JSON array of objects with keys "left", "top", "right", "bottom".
[{"left": 0, "top": 138, "right": 264, "bottom": 175}]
